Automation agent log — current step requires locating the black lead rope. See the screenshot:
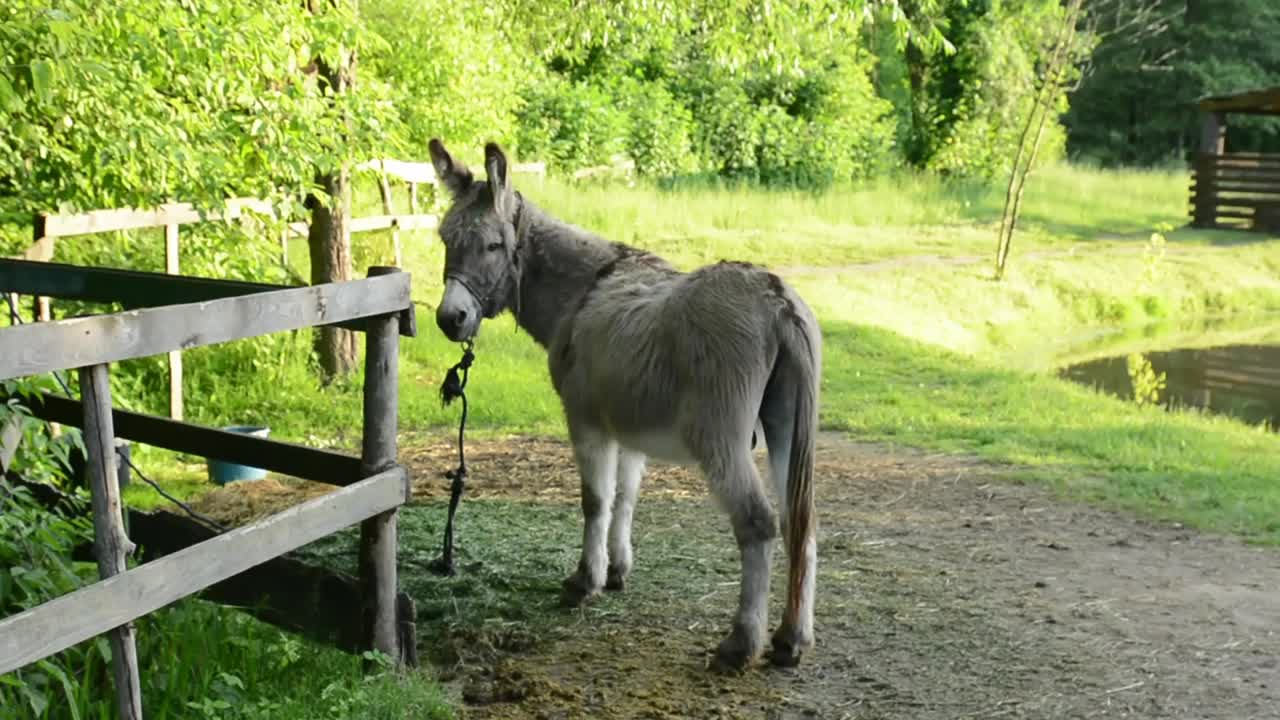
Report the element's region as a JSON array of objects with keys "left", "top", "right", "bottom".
[{"left": 430, "top": 339, "right": 475, "bottom": 576}]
